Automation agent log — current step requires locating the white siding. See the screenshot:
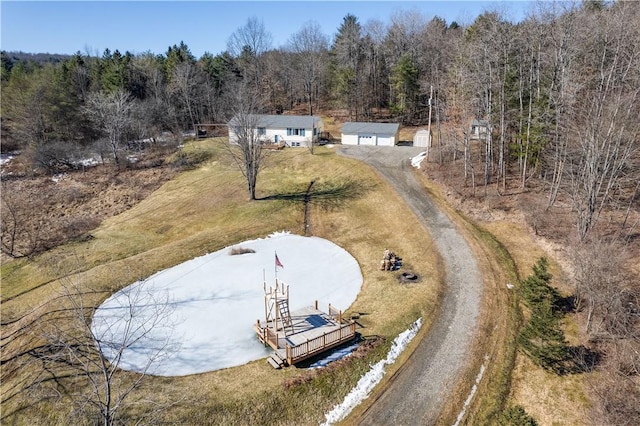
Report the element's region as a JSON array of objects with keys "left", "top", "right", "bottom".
[
  {"left": 341, "top": 134, "right": 360, "bottom": 145},
  {"left": 228, "top": 115, "right": 324, "bottom": 148},
  {"left": 413, "top": 129, "right": 431, "bottom": 147}
]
